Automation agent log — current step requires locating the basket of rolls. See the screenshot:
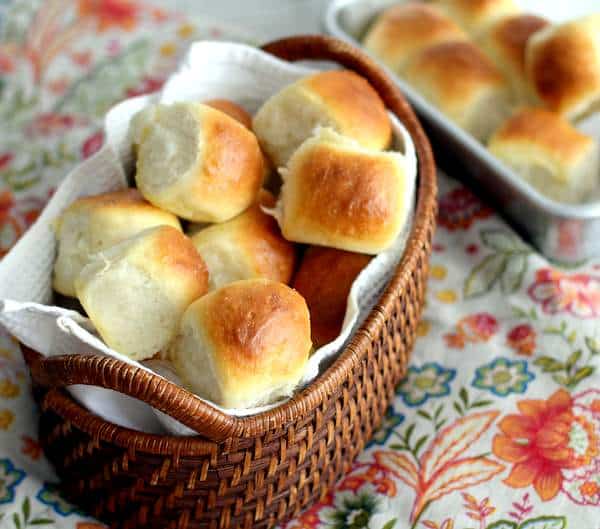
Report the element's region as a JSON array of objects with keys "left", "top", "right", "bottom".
[{"left": 0, "top": 35, "right": 436, "bottom": 529}]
